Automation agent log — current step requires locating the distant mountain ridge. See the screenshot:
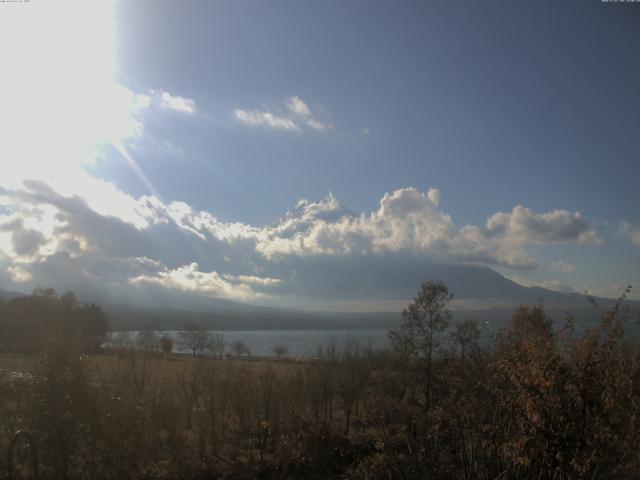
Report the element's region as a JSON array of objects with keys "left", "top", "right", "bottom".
[
  {"left": 0, "top": 289, "right": 26, "bottom": 302},
  {"left": 1, "top": 263, "right": 635, "bottom": 332},
  {"left": 412, "top": 263, "right": 586, "bottom": 303}
]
